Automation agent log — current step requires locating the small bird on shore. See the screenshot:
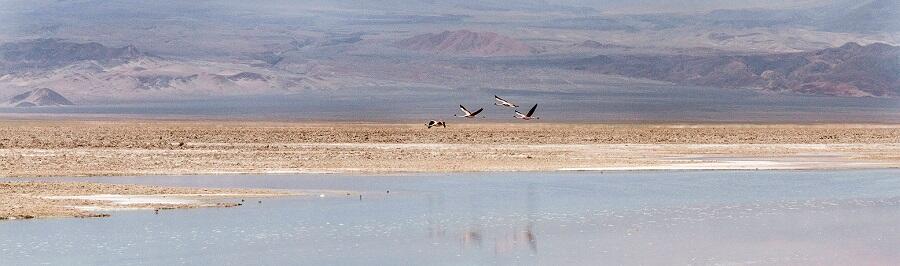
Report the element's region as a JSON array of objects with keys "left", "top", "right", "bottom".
[
  {"left": 515, "top": 104, "right": 540, "bottom": 120},
  {"left": 426, "top": 120, "right": 446, "bottom": 128},
  {"left": 494, "top": 95, "right": 518, "bottom": 108},
  {"left": 455, "top": 105, "right": 484, "bottom": 118}
]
